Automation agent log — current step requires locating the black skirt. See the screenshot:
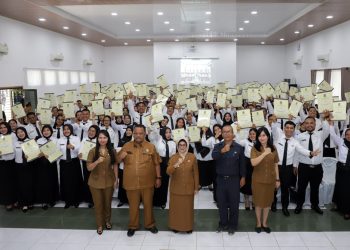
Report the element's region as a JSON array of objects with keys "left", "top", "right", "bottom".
[
  {"left": 16, "top": 162, "right": 35, "bottom": 206},
  {"left": 81, "top": 161, "right": 93, "bottom": 203},
  {"left": 332, "top": 162, "right": 350, "bottom": 214},
  {"left": 198, "top": 160, "right": 215, "bottom": 187},
  {"left": 153, "top": 157, "right": 170, "bottom": 207},
  {"left": 0, "top": 159, "right": 17, "bottom": 205},
  {"left": 117, "top": 168, "right": 128, "bottom": 204},
  {"left": 35, "top": 157, "right": 57, "bottom": 204},
  {"left": 59, "top": 158, "right": 83, "bottom": 205},
  {"left": 240, "top": 156, "right": 253, "bottom": 195}
]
